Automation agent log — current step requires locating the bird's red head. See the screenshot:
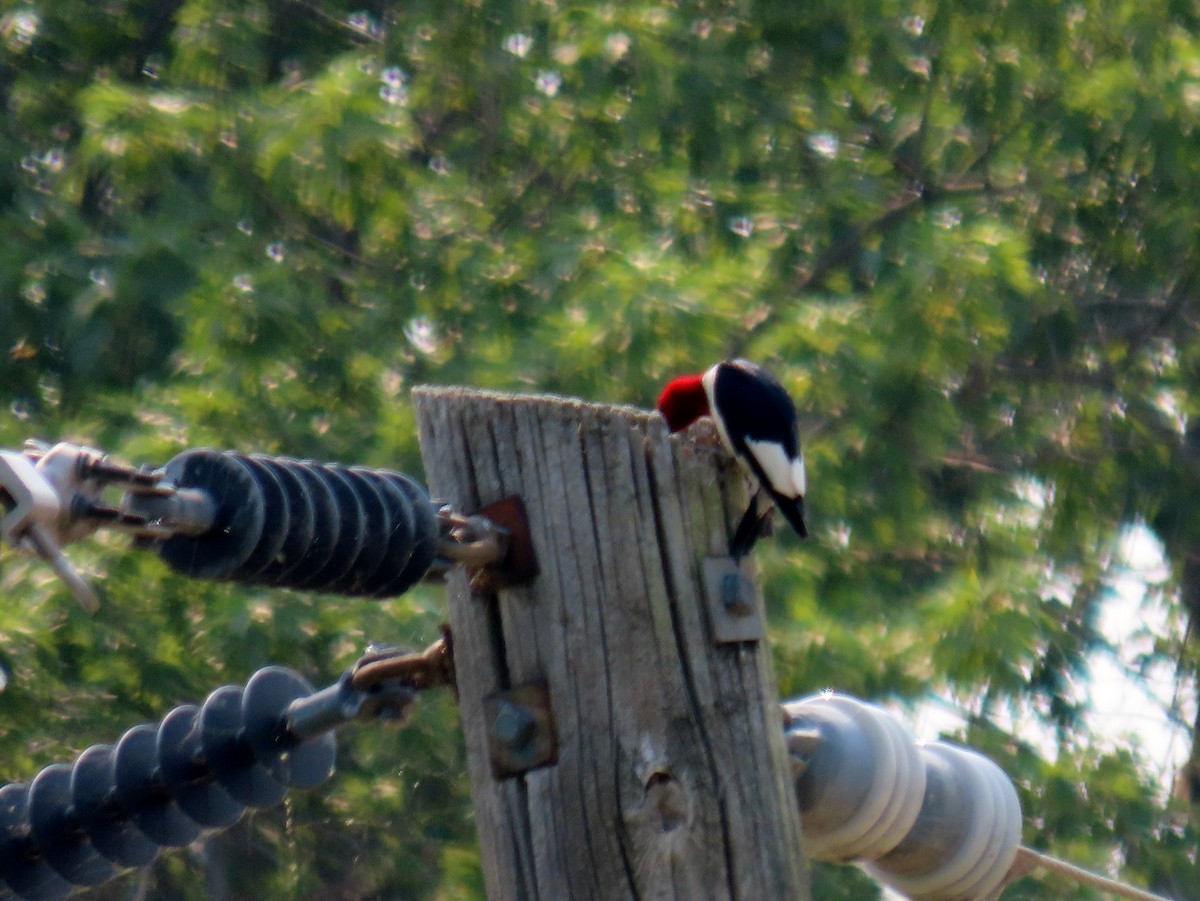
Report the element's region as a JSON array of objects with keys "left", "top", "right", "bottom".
[{"left": 656, "top": 373, "right": 710, "bottom": 432}]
